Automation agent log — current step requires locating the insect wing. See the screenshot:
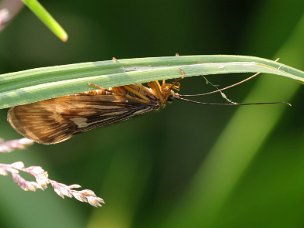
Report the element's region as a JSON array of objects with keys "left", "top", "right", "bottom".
[{"left": 8, "top": 94, "right": 157, "bottom": 144}]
